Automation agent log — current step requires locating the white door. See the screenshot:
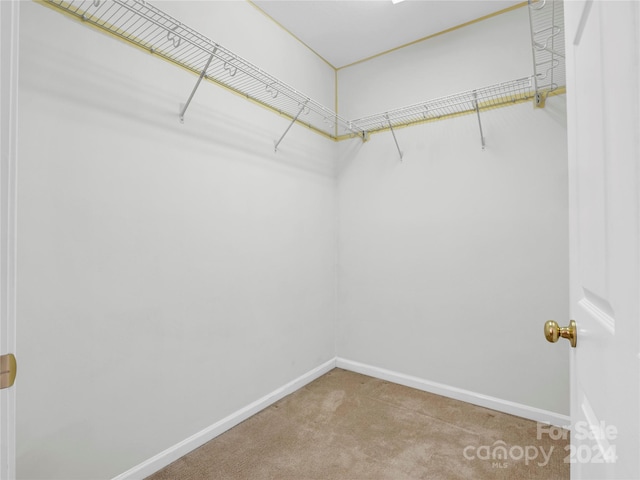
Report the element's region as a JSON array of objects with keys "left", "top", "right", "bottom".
[
  {"left": 564, "top": 1, "right": 640, "bottom": 479},
  {"left": 0, "top": 1, "right": 19, "bottom": 479}
]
